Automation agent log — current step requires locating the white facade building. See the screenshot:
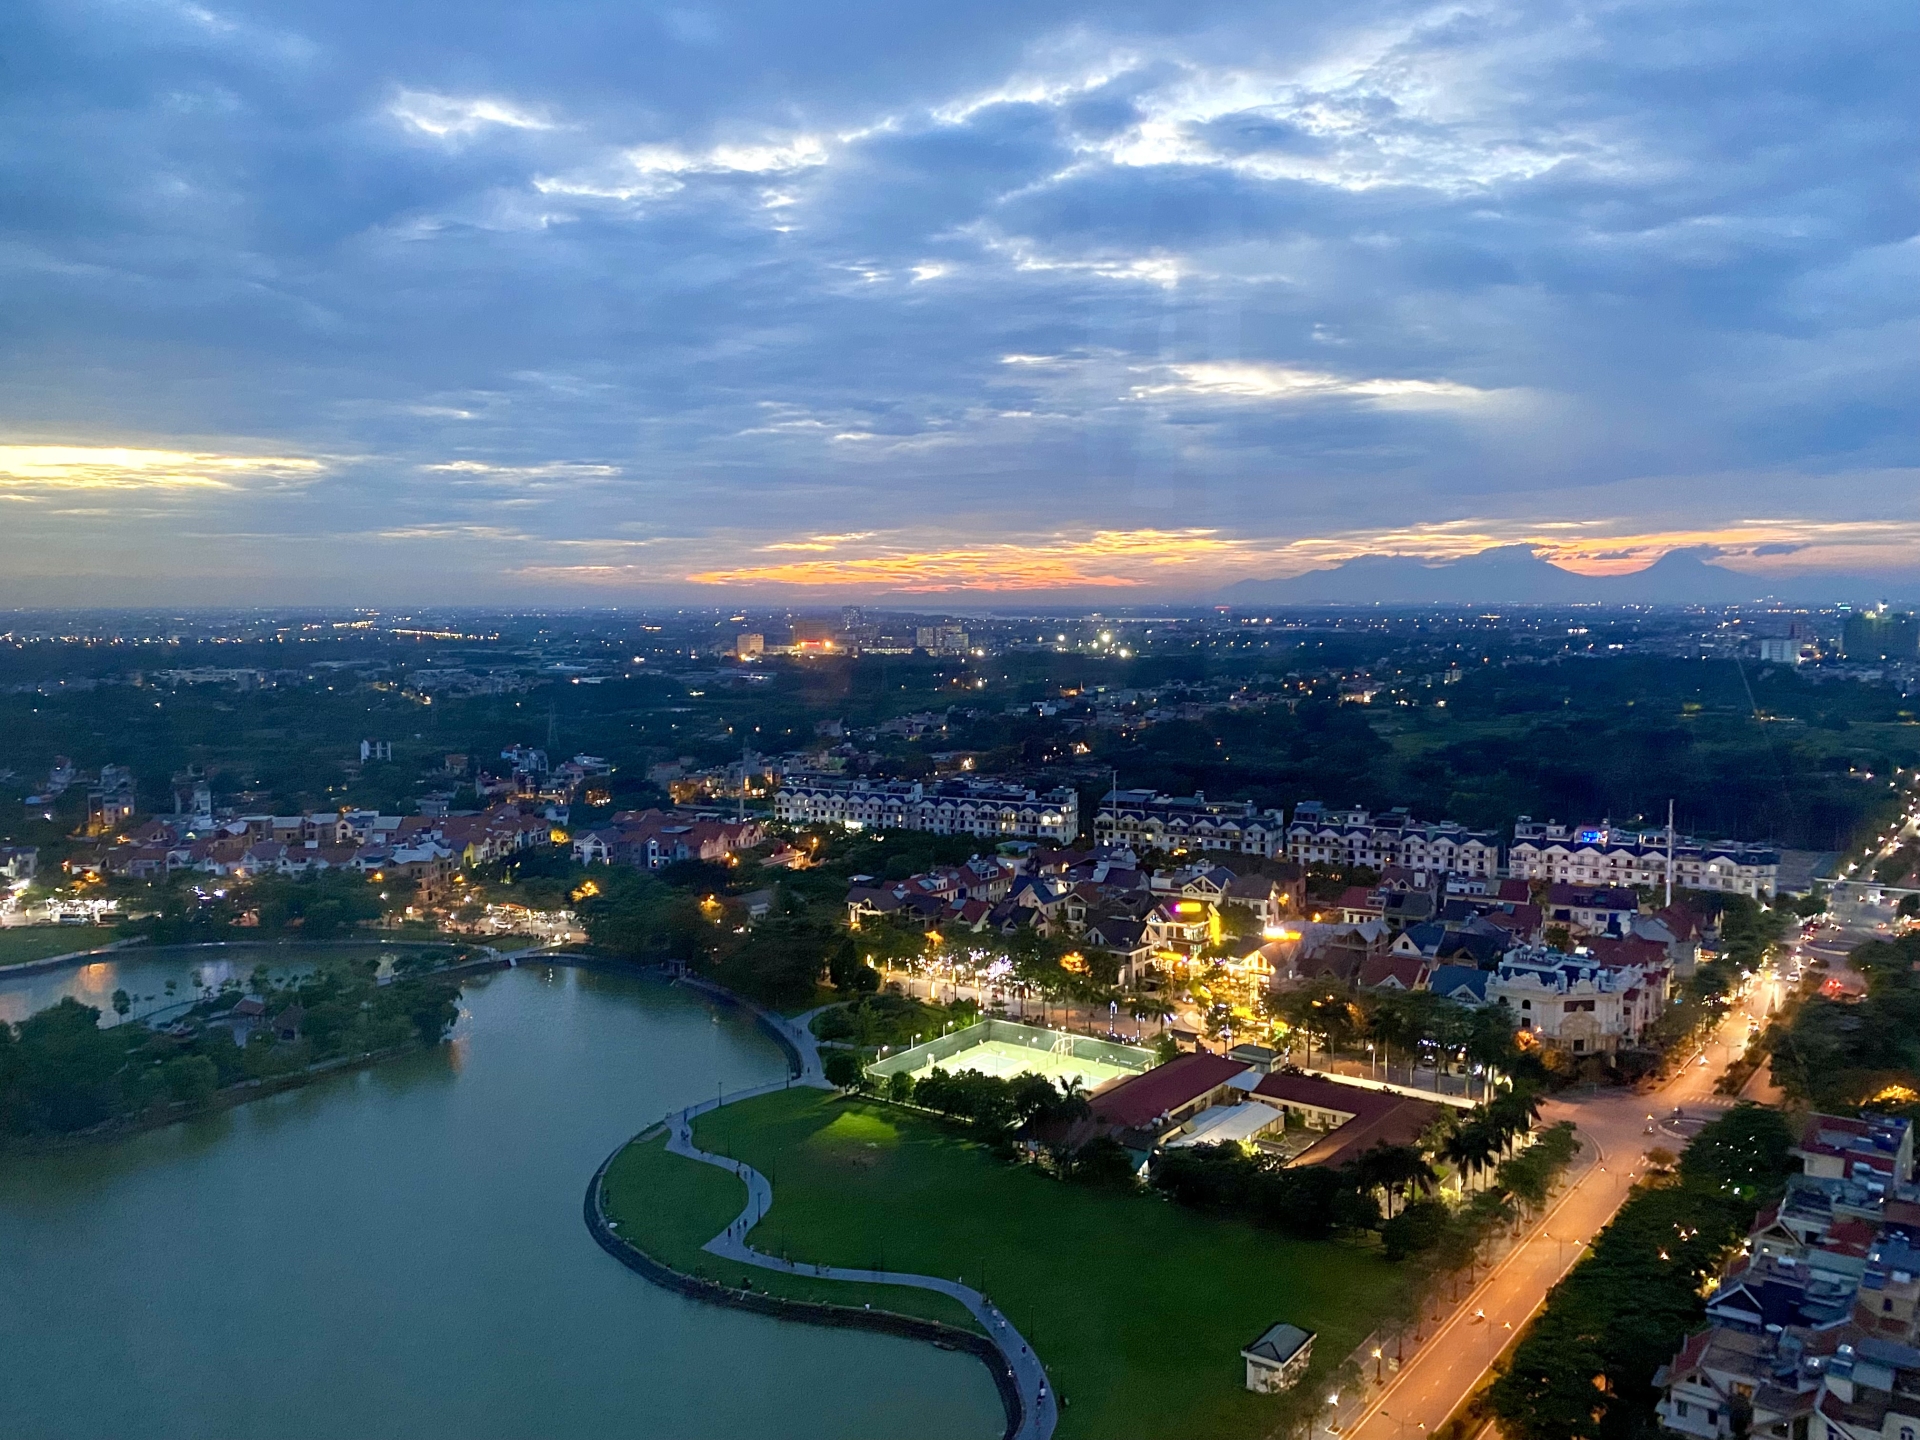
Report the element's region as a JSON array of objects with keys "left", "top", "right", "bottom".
[
  {"left": 1285, "top": 802, "right": 1500, "bottom": 878},
  {"left": 1094, "top": 790, "right": 1287, "bottom": 858},
  {"left": 774, "top": 774, "right": 1078, "bottom": 842},
  {"left": 1508, "top": 818, "right": 1778, "bottom": 898},
  {"left": 1488, "top": 945, "right": 1668, "bottom": 1055}
]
